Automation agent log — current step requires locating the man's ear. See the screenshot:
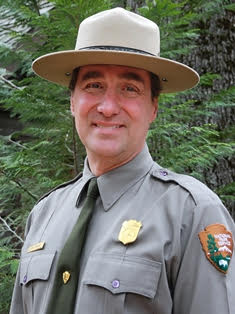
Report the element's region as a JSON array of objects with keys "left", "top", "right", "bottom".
[{"left": 70, "top": 93, "right": 75, "bottom": 116}]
